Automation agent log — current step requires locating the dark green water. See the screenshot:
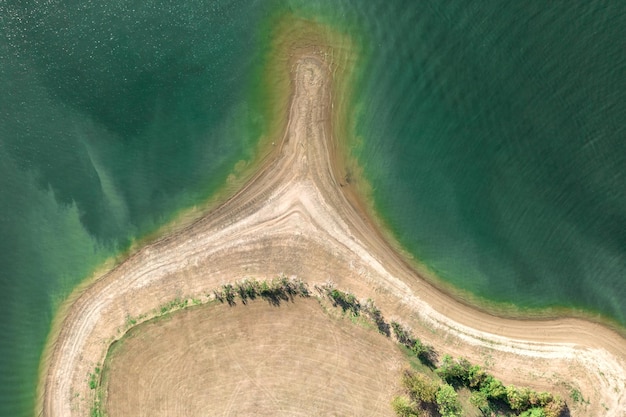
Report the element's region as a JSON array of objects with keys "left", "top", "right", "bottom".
[
  {"left": 1, "top": 1, "right": 271, "bottom": 415},
  {"left": 351, "top": 2, "right": 626, "bottom": 321},
  {"left": 1, "top": 1, "right": 625, "bottom": 415}
]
